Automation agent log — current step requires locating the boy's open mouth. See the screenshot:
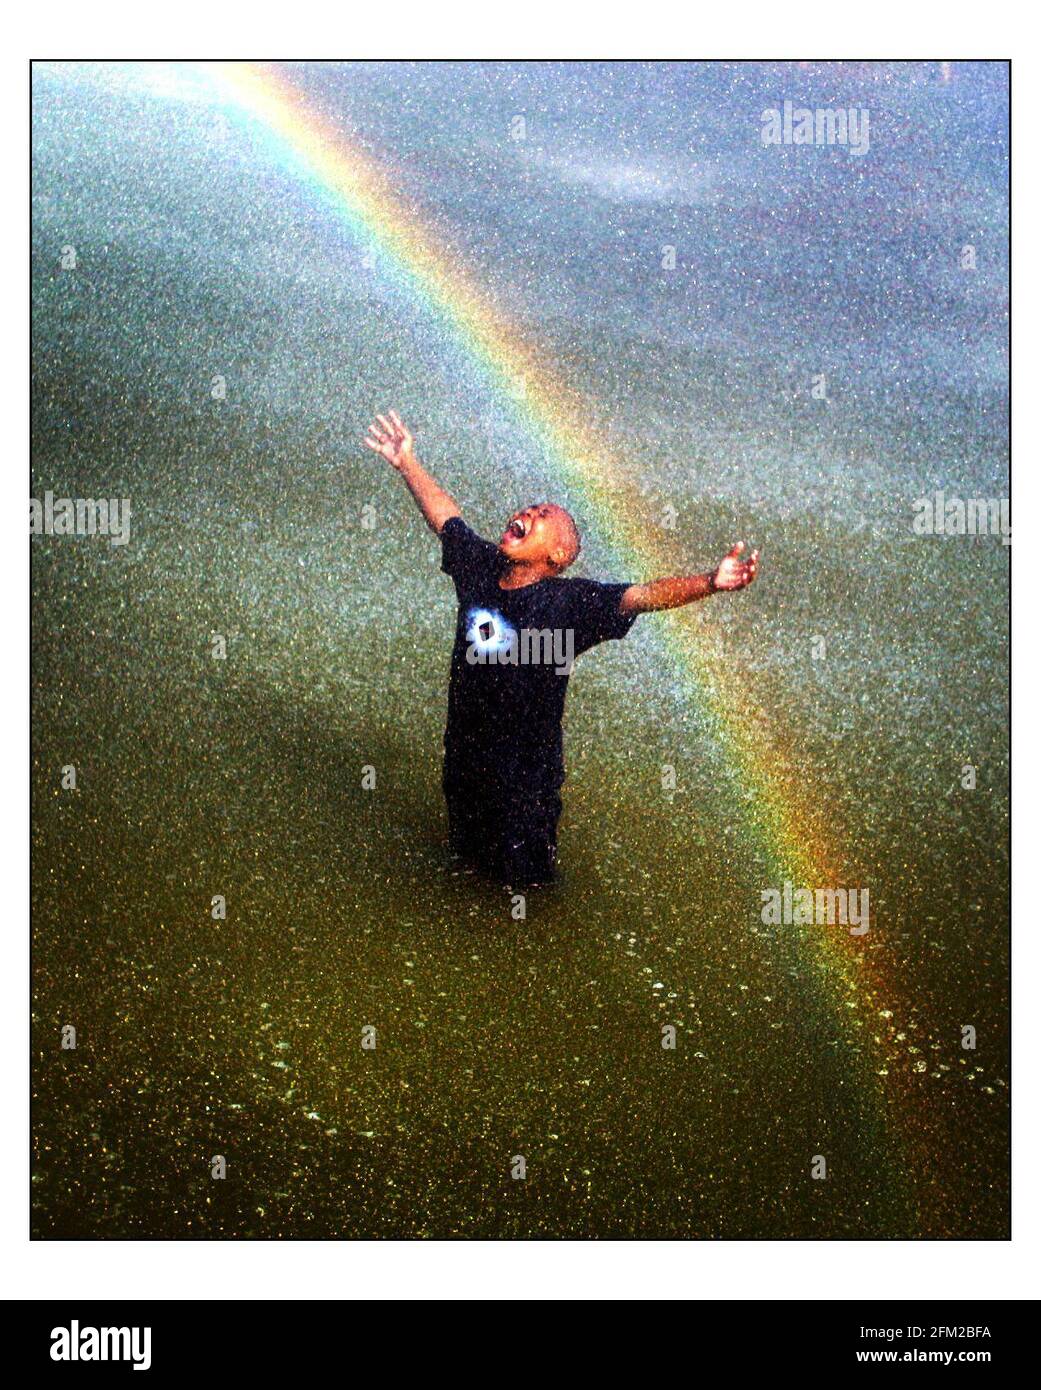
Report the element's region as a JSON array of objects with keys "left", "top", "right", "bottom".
[{"left": 502, "top": 516, "right": 528, "bottom": 542}]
